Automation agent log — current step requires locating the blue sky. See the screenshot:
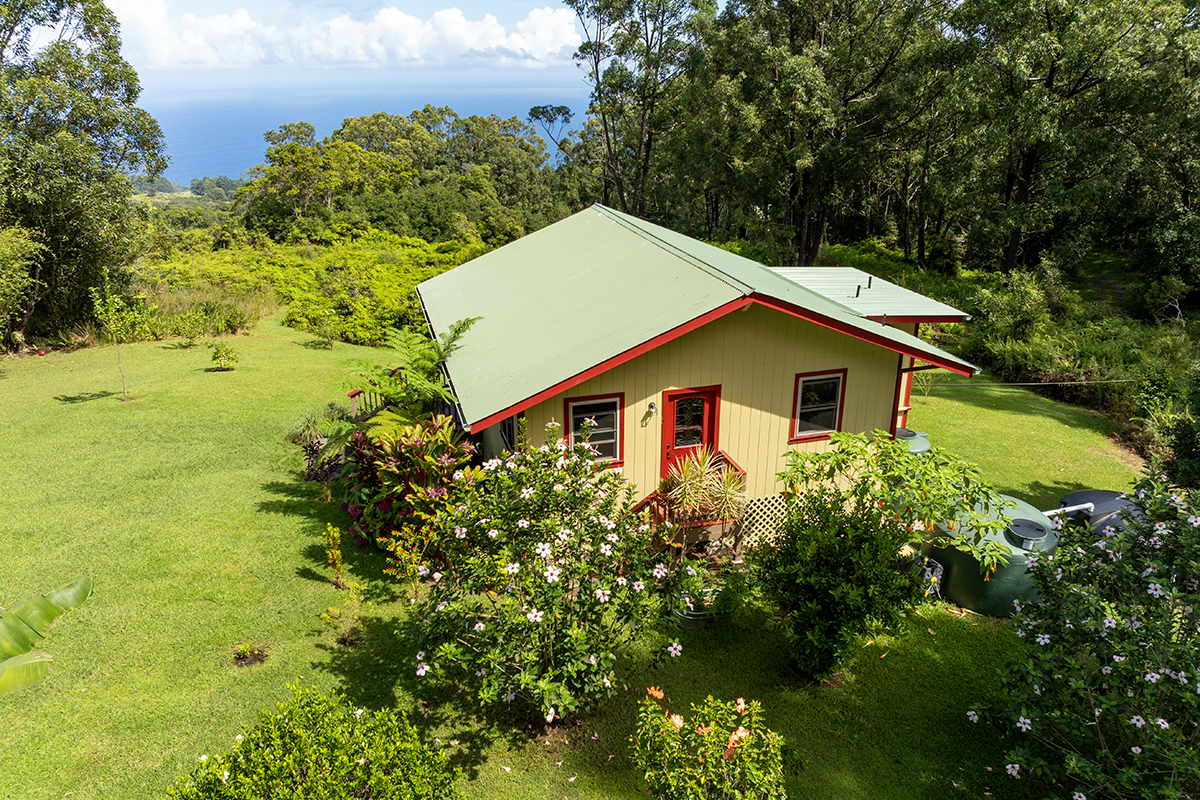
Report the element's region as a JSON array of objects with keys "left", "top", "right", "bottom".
[{"left": 102, "top": 1, "right": 591, "bottom": 180}]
